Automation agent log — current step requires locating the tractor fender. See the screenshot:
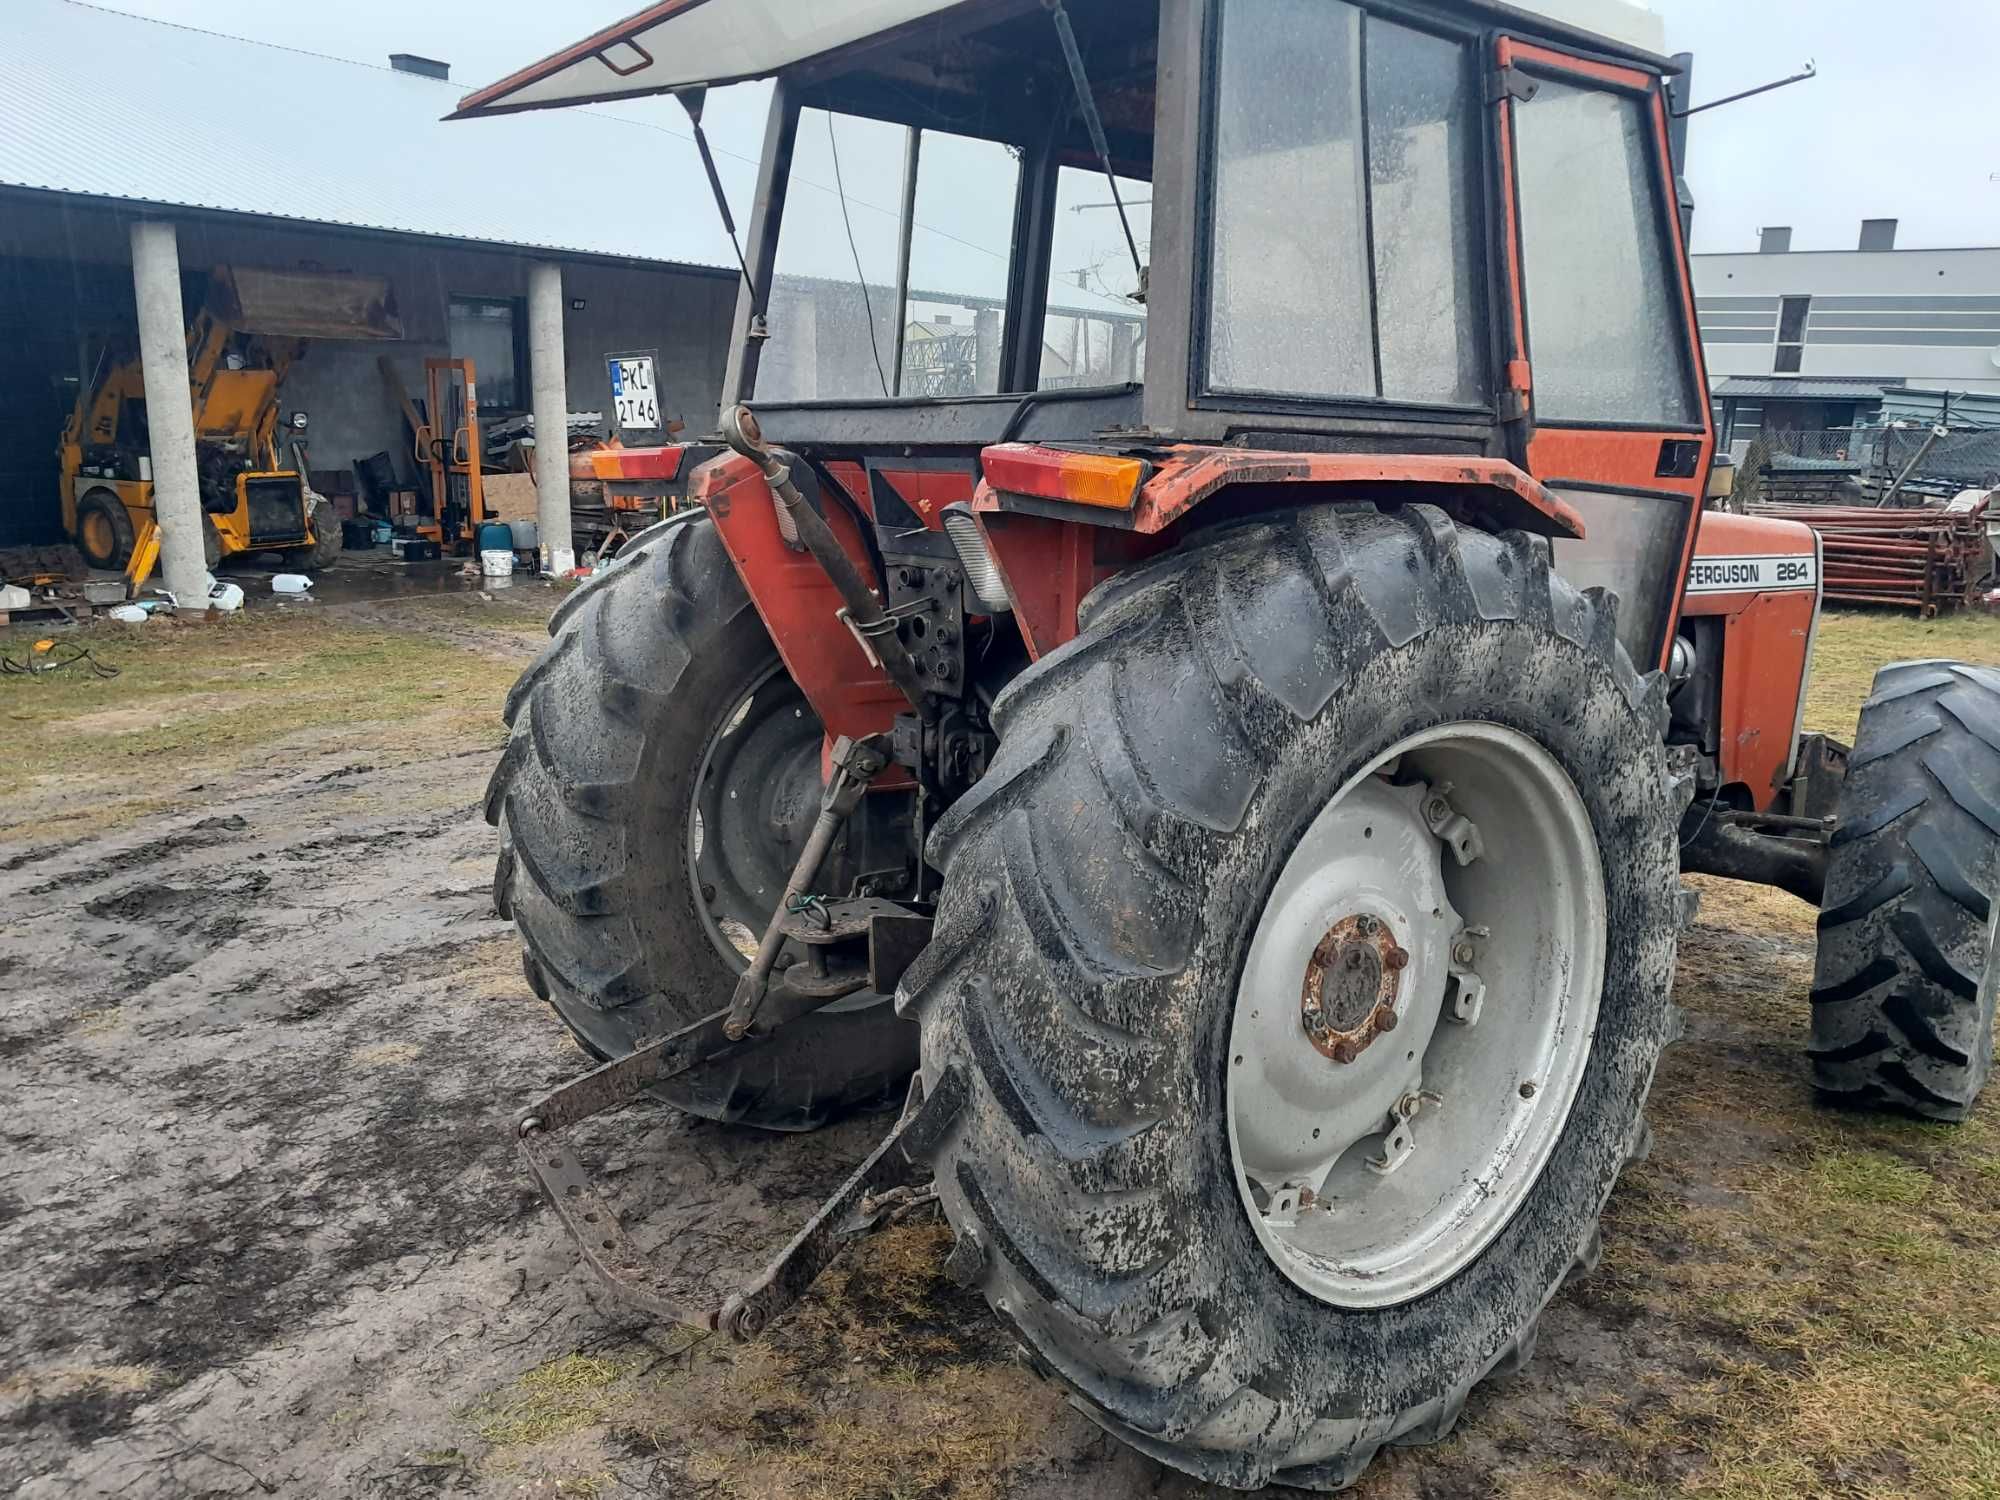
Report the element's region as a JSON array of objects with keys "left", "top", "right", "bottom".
[{"left": 976, "top": 442, "right": 1587, "bottom": 539}]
